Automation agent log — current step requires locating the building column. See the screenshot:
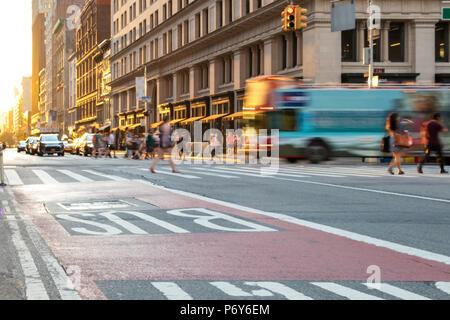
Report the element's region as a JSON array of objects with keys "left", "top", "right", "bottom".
[
  {"left": 302, "top": 20, "right": 341, "bottom": 83},
  {"left": 295, "top": 31, "right": 303, "bottom": 67},
  {"left": 381, "top": 20, "right": 389, "bottom": 62},
  {"left": 189, "top": 66, "right": 198, "bottom": 99},
  {"left": 233, "top": 50, "right": 245, "bottom": 90},
  {"left": 209, "top": 59, "right": 218, "bottom": 96},
  {"left": 263, "top": 39, "right": 274, "bottom": 75},
  {"left": 414, "top": 20, "right": 438, "bottom": 83},
  {"left": 357, "top": 20, "right": 365, "bottom": 62},
  {"left": 251, "top": 46, "right": 258, "bottom": 77},
  {"left": 173, "top": 73, "right": 179, "bottom": 101}
]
